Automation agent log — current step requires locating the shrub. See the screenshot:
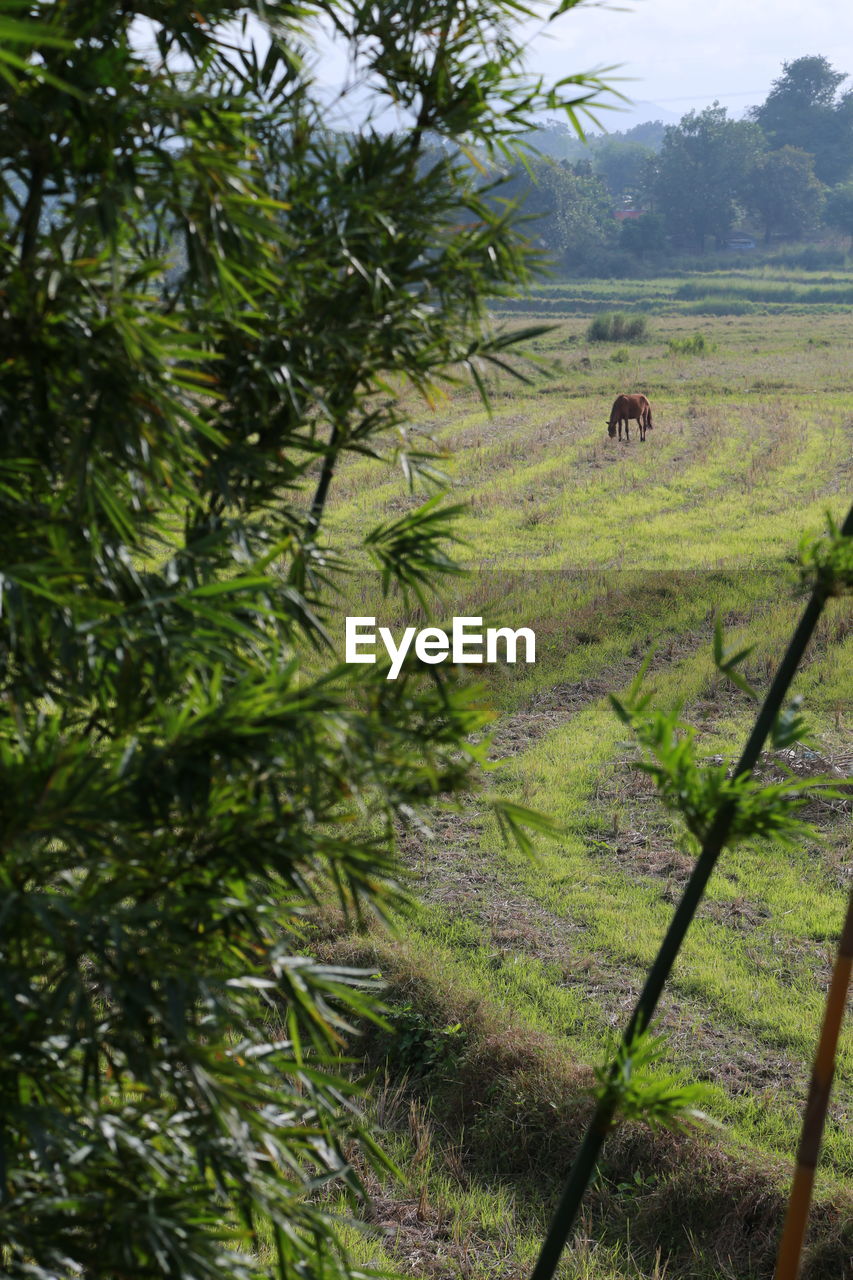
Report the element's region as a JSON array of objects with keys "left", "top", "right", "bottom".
[
  {"left": 667, "top": 333, "right": 717, "bottom": 355},
  {"left": 586, "top": 312, "right": 649, "bottom": 342}
]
